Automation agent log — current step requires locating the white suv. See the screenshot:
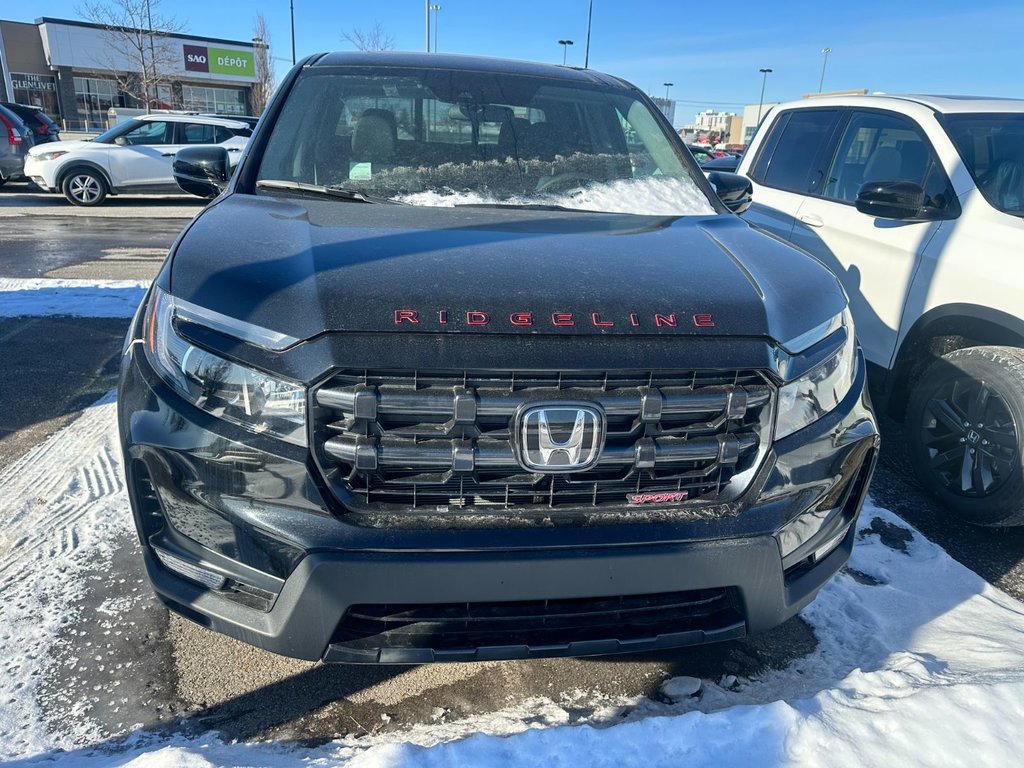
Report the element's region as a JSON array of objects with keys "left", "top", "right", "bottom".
[
  {"left": 738, "top": 95, "right": 1024, "bottom": 525},
  {"left": 24, "top": 113, "right": 250, "bottom": 206}
]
